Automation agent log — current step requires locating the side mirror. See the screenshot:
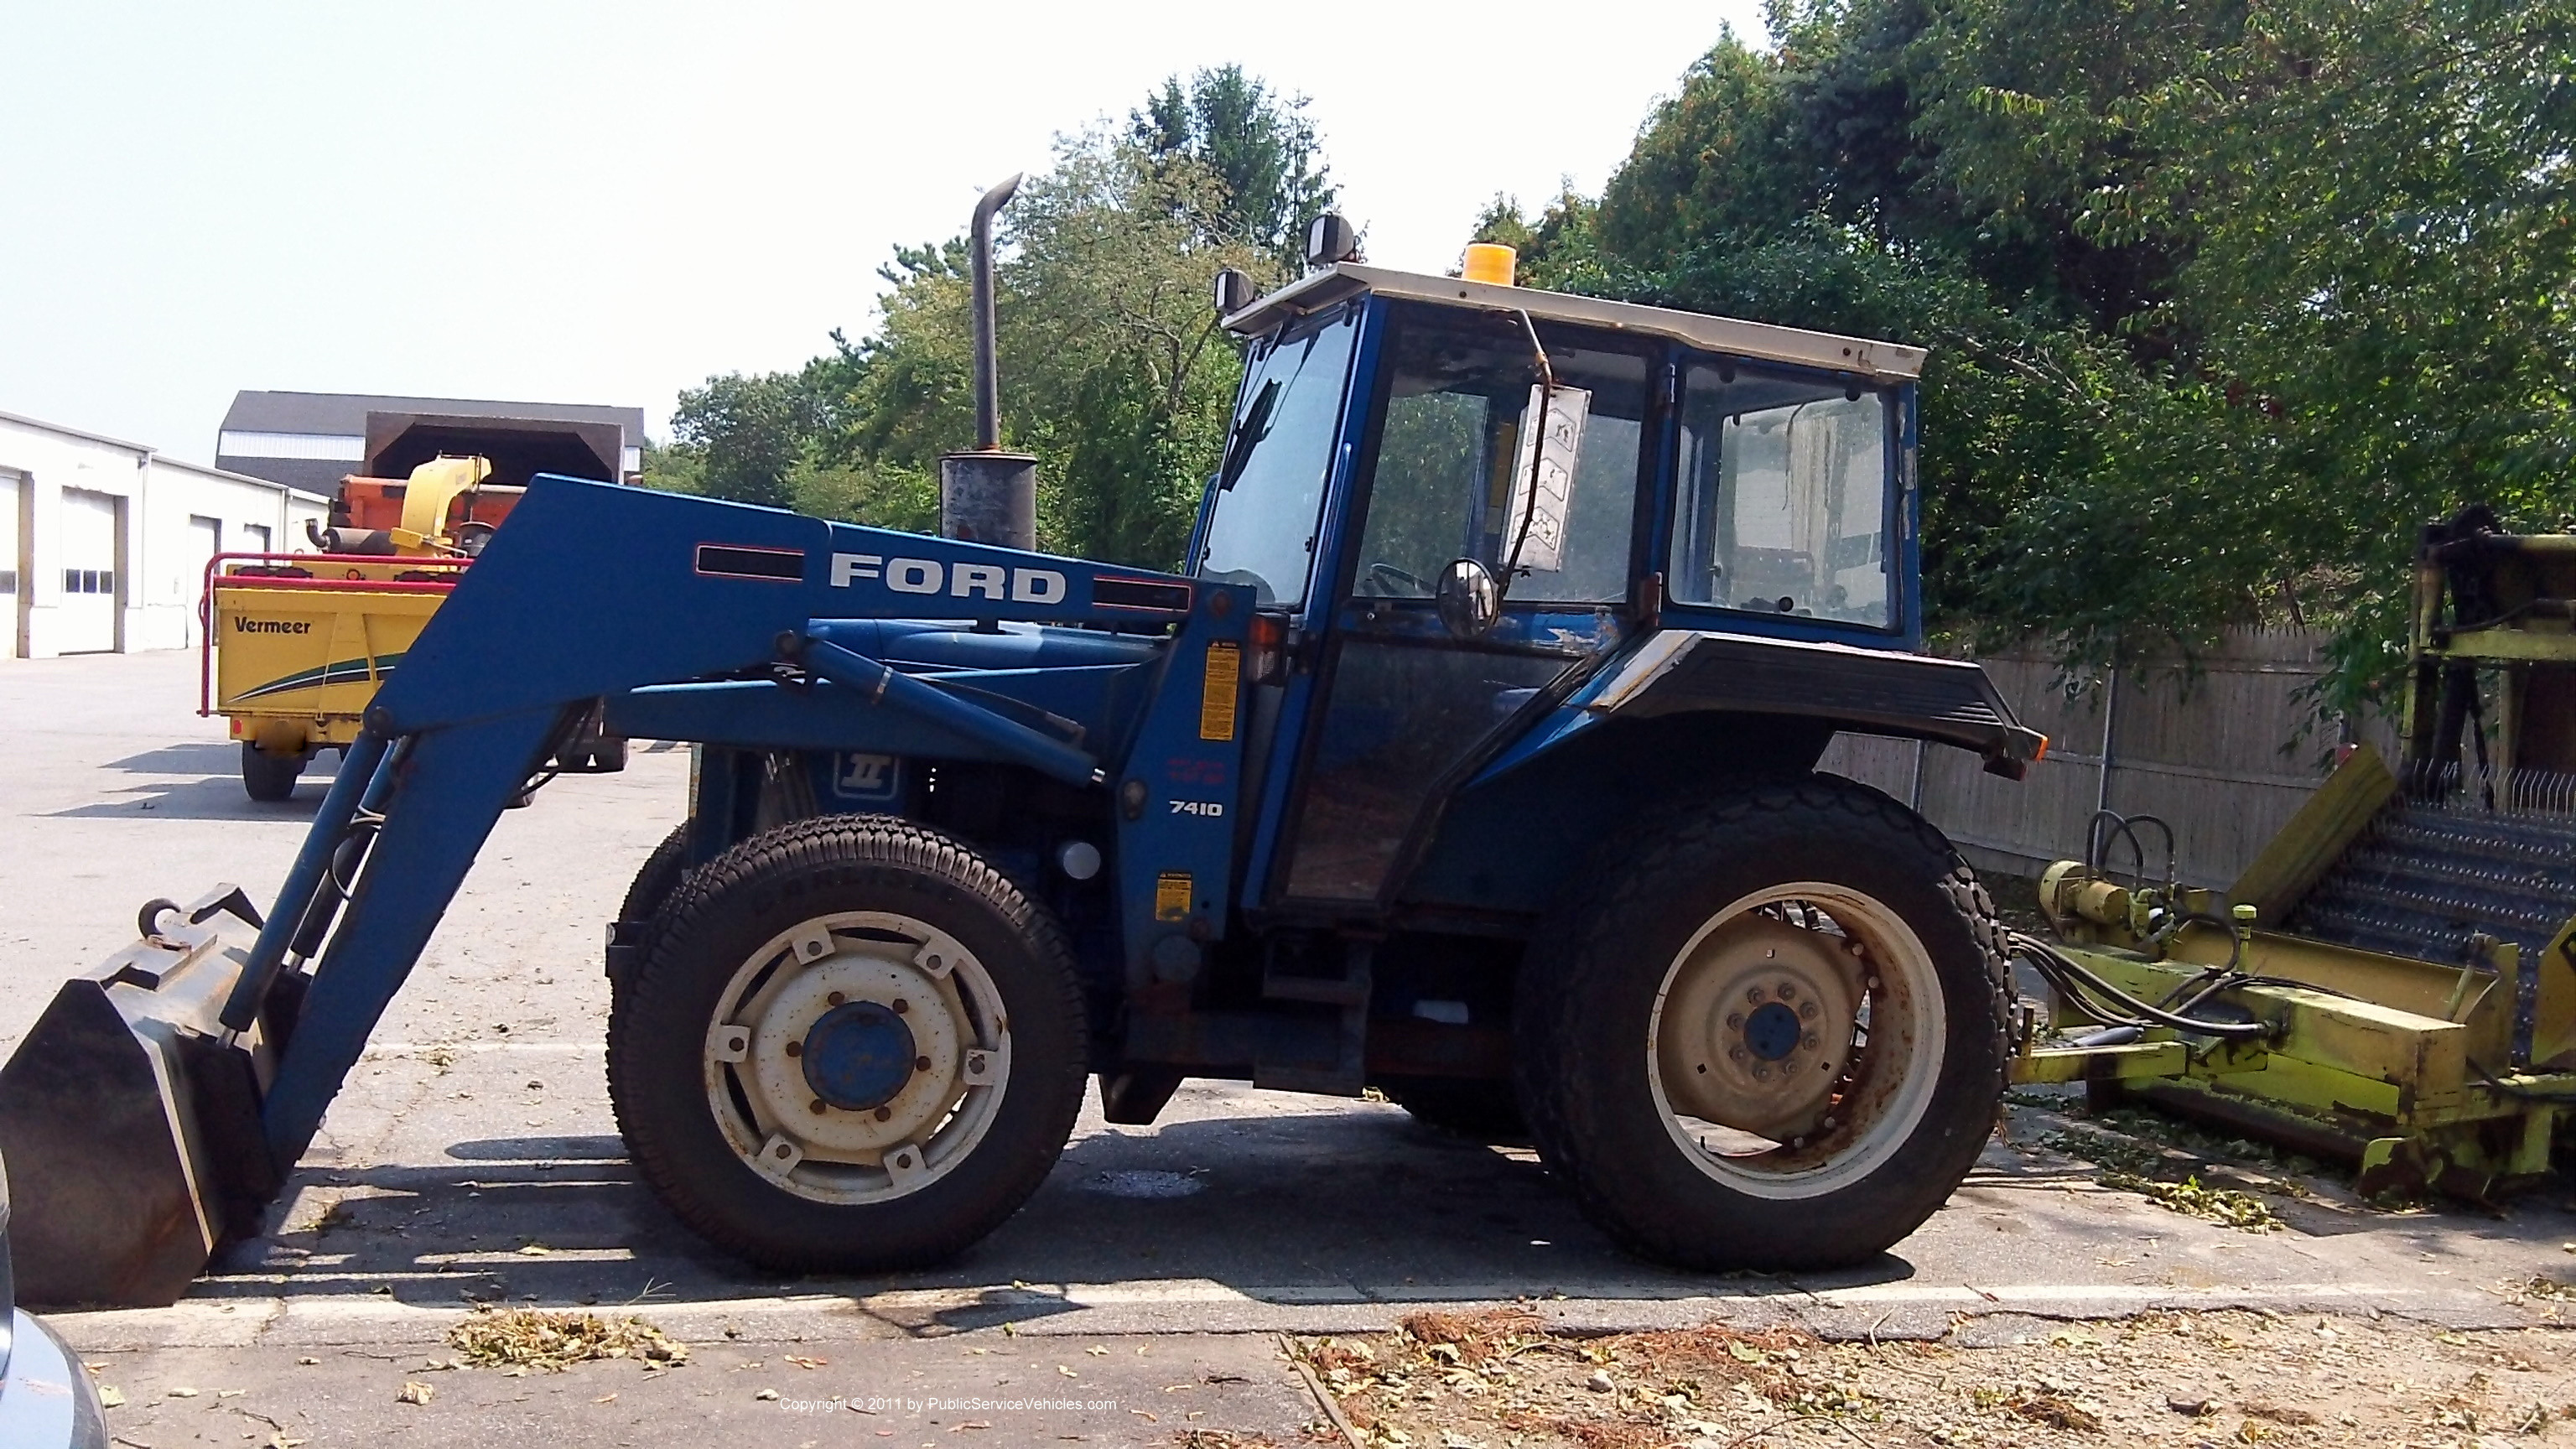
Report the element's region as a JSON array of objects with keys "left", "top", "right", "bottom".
[{"left": 1435, "top": 558, "right": 1501, "bottom": 640}]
